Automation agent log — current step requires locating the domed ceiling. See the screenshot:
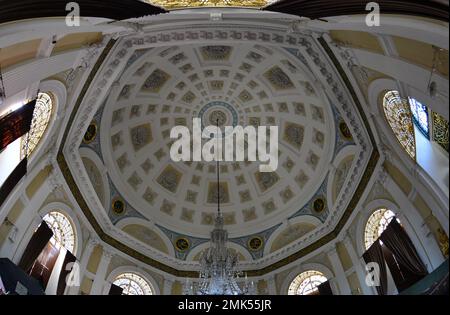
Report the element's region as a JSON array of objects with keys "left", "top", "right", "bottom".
[
  {"left": 98, "top": 43, "right": 335, "bottom": 237},
  {"left": 67, "top": 20, "right": 373, "bottom": 267}
]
